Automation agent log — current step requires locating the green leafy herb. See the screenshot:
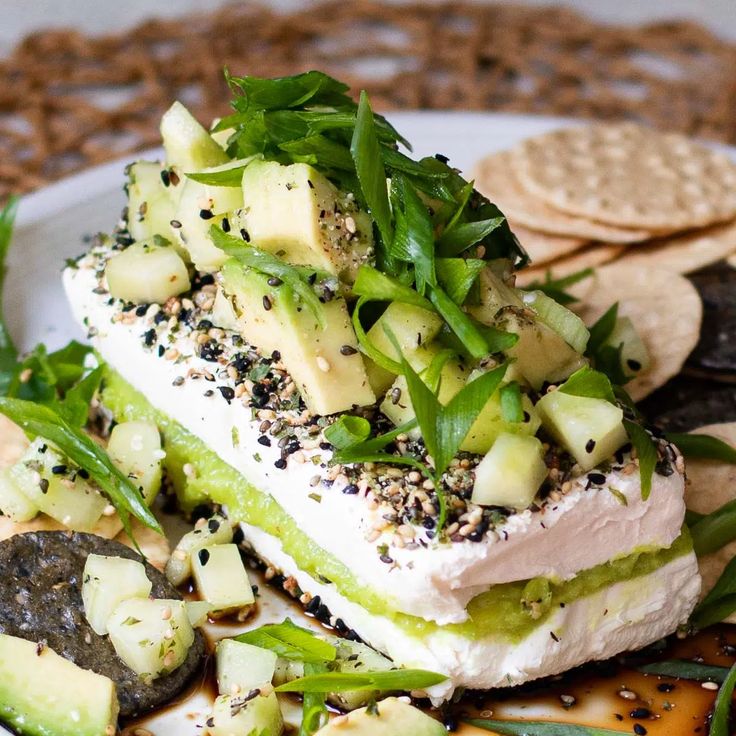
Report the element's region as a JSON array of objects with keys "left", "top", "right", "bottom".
[
  {"left": 437, "top": 217, "right": 505, "bottom": 256},
  {"left": 500, "top": 382, "right": 524, "bottom": 423},
  {"left": 185, "top": 165, "right": 248, "bottom": 187},
  {"left": 524, "top": 267, "right": 594, "bottom": 306},
  {"left": 0, "top": 397, "right": 161, "bottom": 534},
  {"left": 275, "top": 668, "right": 447, "bottom": 693},
  {"left": 558, "top": 367, "right": 616, "bottom": 404},
  {"left": 690, "top": 499, "right": 736, "bottom": 557},
  {"left": 210, "top": 225, "right": 325, "bottom": 327},
  {"left": 586, "top": 303, "right": 618, "bottom": 355},
  {"left": 281, "top": 135, "right": 355, "bottom": 172},
  {"left": 435, "top": 258, "right": 485, "bottom": 305},
  {"left": 623, "top": 419, "right": 658, "bottom": 501},
  {"left": 667, "top": 432, "right": 736, "bottom": 464},
  {"left": 332, "top": 421, "right": 418, "bottom": 465},
  {"left": 692, "top": 555, "right": 736, "bottom": 629},
  {"left": 350, "top": 91, "right": 393, "bottom": 251},
  {"left": 352, "top": 266, "right": 433, "bottom": 311},
  {"left": 710, "top": 662, "right": 736, "bottom": 736},
  {"left": 299, "top": 662, "right": 329, "bottom": 736},
  {"left": 636, "top": 660, "right": 729, "bottom": 682},
  {"left": 429, "top": 286, "right": 489, "bottom": 359},
  {"left": 324, "top": 415, "right": 372, "bottom": 450},
  {"left": 235, "top": 619, "right": 336, "bottom": 664},
  {"left": 0, "top": 197, "right": 19, "bottom": 395},
  {"left": 465, "top": 719, "right": 627, "bottom": 735},
  {"left": 350, "top": 298, "right": 402, "bottom": 374}
]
